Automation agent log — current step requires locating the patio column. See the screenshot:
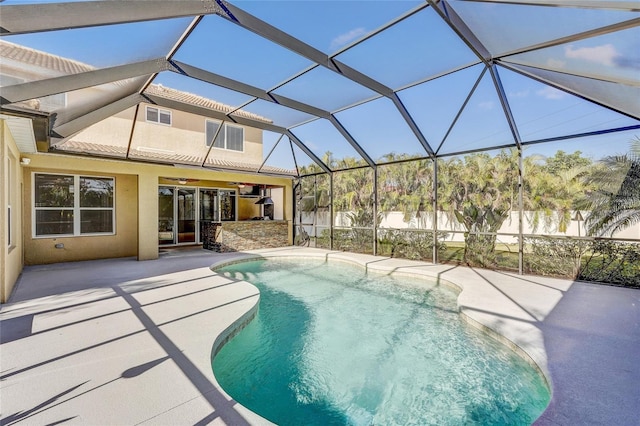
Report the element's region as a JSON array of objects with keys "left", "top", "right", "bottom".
[
  {"left": 285, "top": 181, "right": 294, "bottom": 245},
  {"left": 138, "top": 173, "right": 158, "bottom": 260}
]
